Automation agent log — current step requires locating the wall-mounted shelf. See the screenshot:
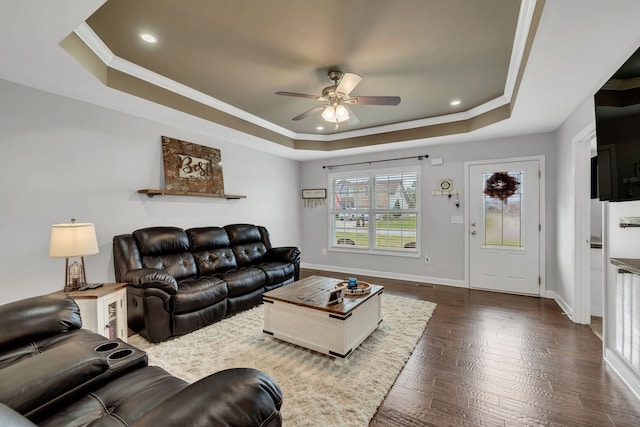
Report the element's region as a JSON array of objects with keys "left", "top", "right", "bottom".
[
  {"left": 432, "top": 189, "right": 461, "bottom": 196},
  {"left": 138, "top": 189, "right": 246, "bottom": 199}
]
